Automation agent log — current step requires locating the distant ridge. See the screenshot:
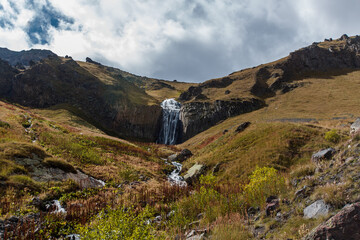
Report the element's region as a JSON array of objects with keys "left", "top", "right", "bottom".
[{"left": 0, "top": 47, "right": 56, "bottom": 67}]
